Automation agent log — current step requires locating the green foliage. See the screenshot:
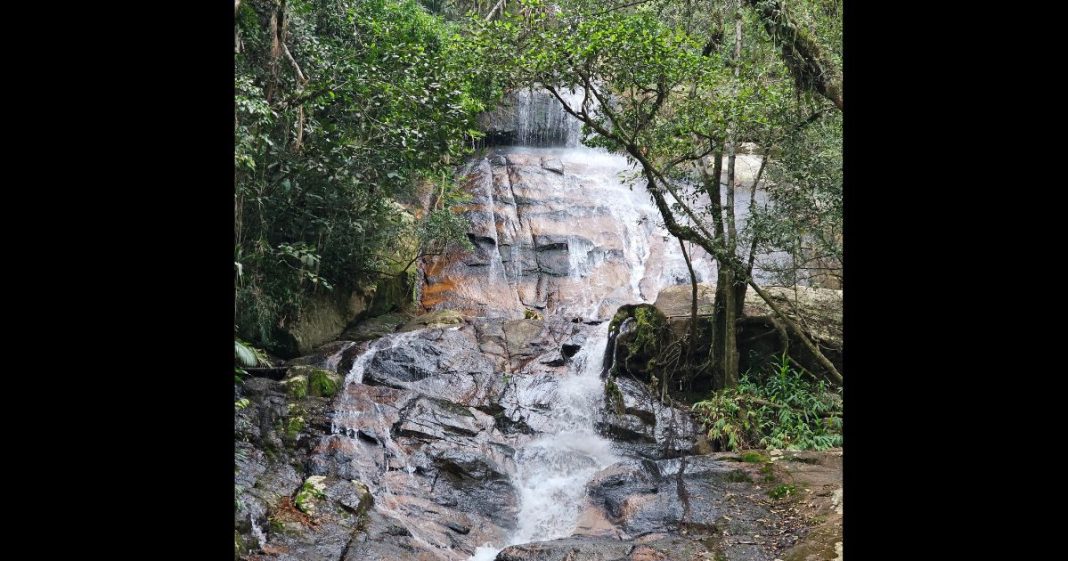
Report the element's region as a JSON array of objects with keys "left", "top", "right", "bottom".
[
  {"left": 748, "top": 108, "right": 842, "bottom": 286},
  {"left": 235, "top": 0, "right": 499, "bottom": 351},
  {"left": 692, "top": 353, "right": 842, "bottom": 451},
  {"left": 235, "top": 339, "right": 271, "bottom": 368}
]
